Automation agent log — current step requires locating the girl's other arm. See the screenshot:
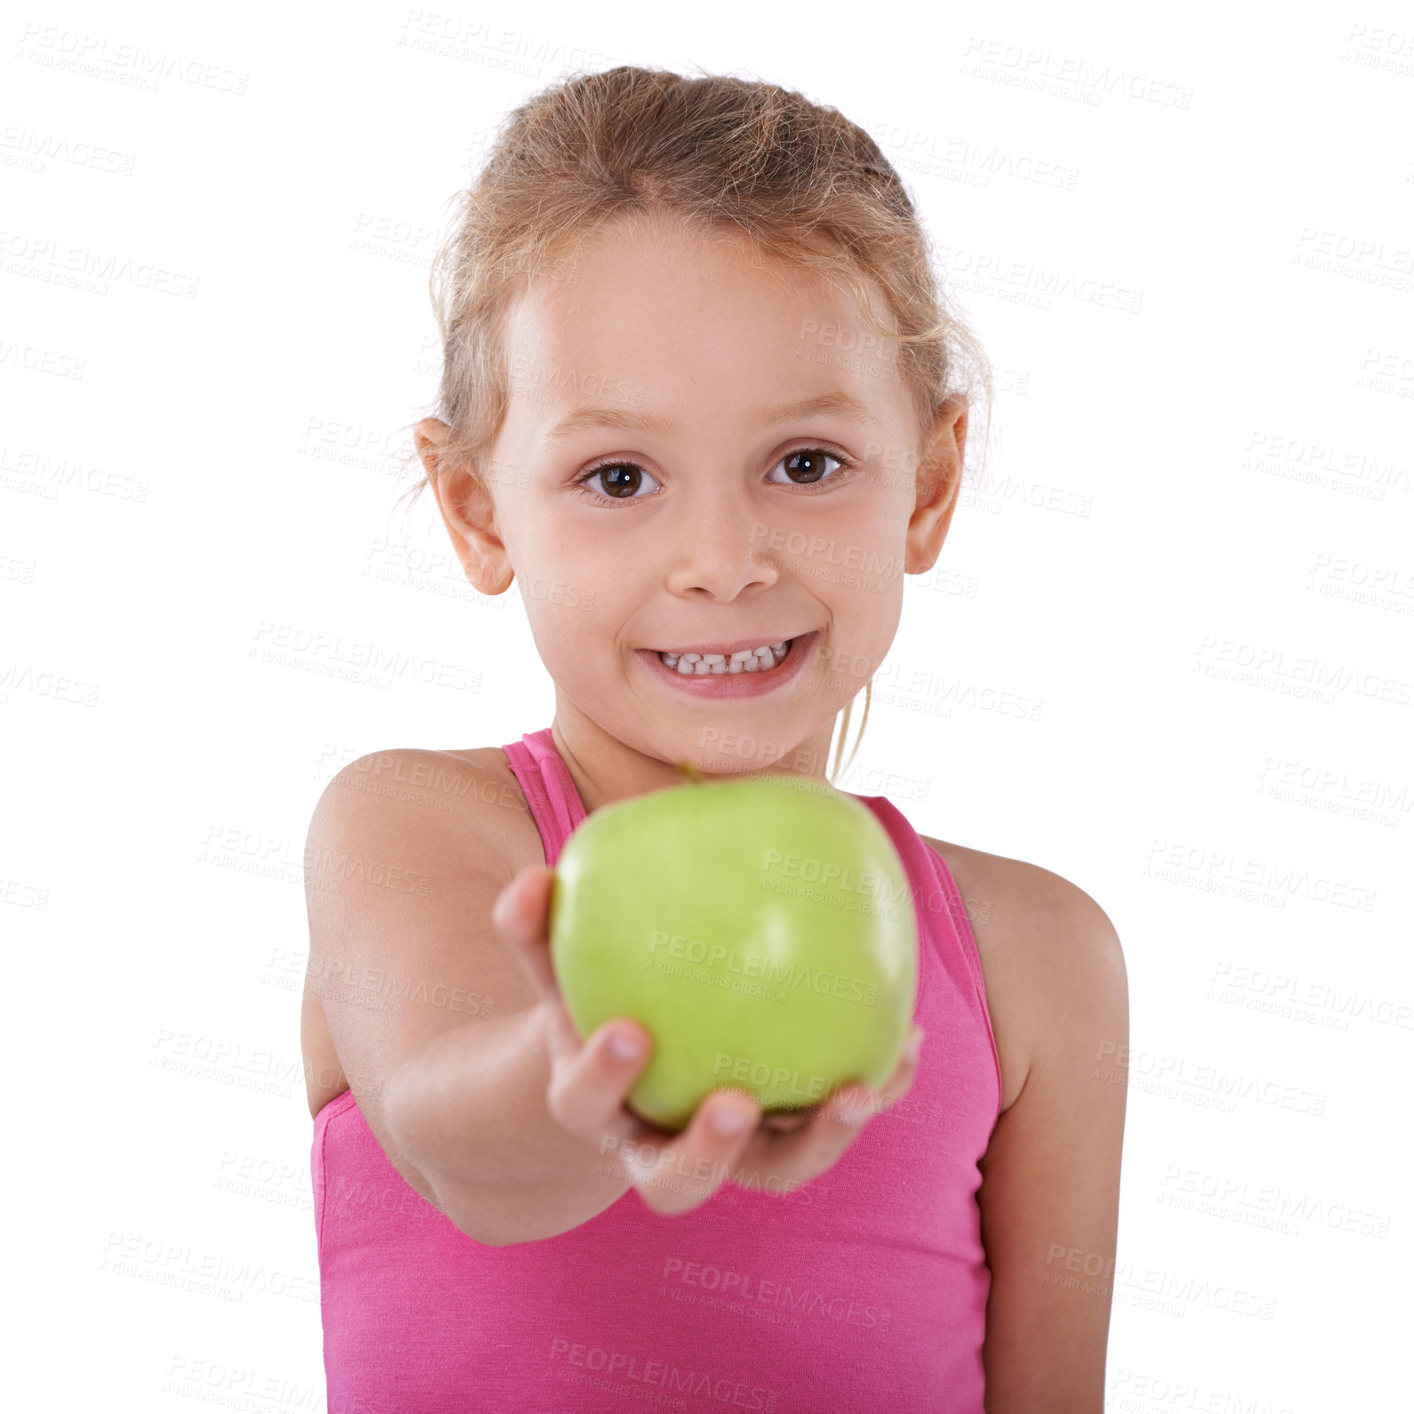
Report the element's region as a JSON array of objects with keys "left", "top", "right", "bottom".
[{"left": 973, "top": 860, "right": 1129, "bottom": 1413}]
